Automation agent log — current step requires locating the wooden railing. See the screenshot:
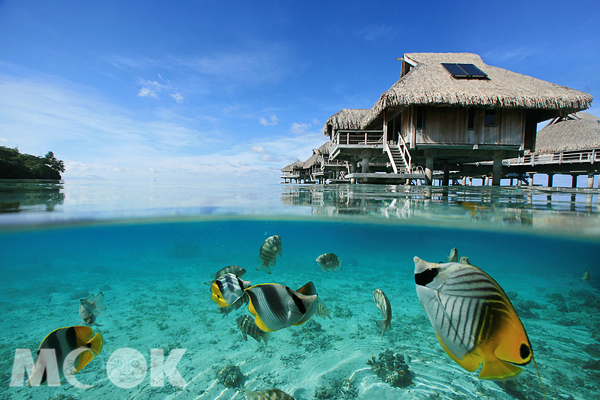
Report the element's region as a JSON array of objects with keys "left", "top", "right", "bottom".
[
  {"left": 334, "top": 130, "right": 384, "bottom": 146},
  {"left": 506, "top": 149, "right": 600, "bottom": 166}
]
